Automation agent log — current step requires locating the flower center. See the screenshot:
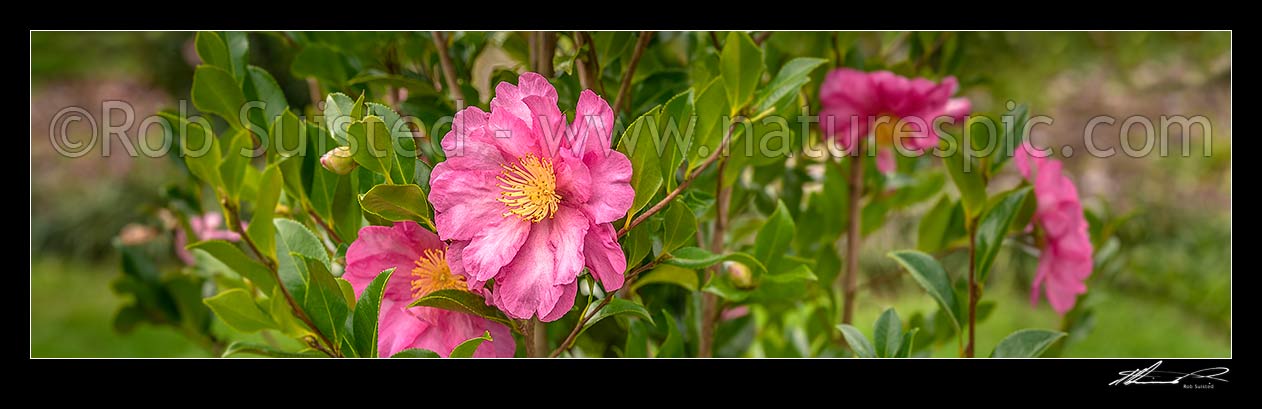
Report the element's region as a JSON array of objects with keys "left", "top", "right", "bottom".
[
  {"left": 497, "top": 153, "right": 562, "bottom": 223},
  {"left": 410, "top": 249, "right": 465, "bottom": 299},
  {"left": 872, "top": 115, "right": 906, "bottom": 147}
]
